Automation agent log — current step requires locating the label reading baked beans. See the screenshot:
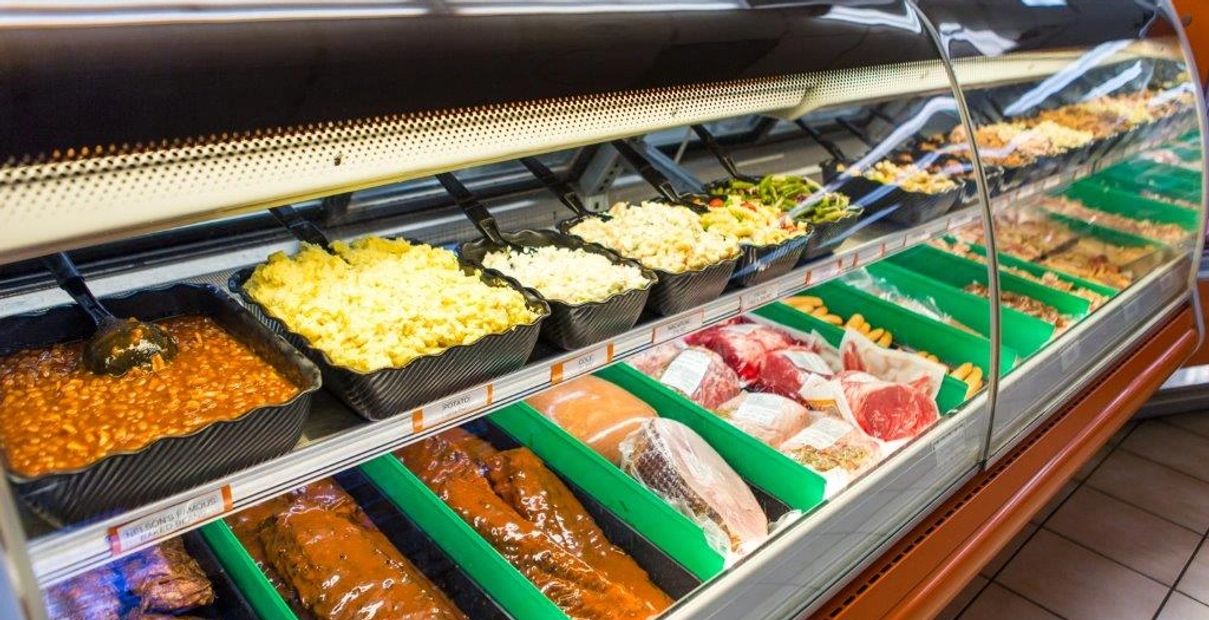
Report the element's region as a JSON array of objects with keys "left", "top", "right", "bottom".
[
  {"left": 550, "top": 344, "right": 614, "bottom": 384},
  {"left": 427, "top": 384, "right": 494, "bottom": 427},
  {"left": 109, "top": 486, "right": 232, "bottom": 555},
  {"left": 651, "top": 311, "right": 704, "bottom": 344}
]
